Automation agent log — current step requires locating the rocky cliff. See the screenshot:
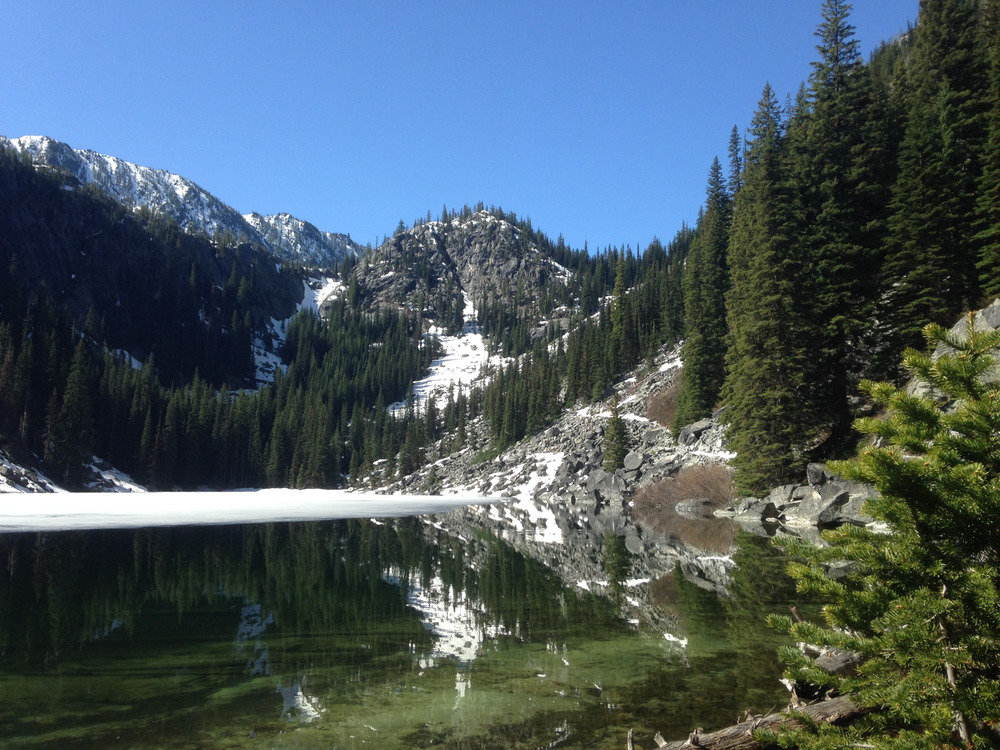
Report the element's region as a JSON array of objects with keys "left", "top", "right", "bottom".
[{"left": 350, "top": 210, "right": 574, "bottom": 330}]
